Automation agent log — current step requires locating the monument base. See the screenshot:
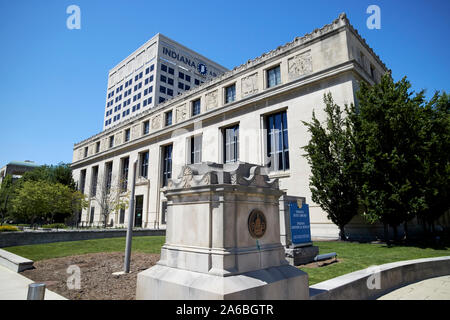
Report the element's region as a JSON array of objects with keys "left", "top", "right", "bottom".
[
  {"left": 136, "top": 264, "right": 309, "bottom": 300},
  {"left": 285, "top": 246, "right": 319, "bottom": 266}
]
